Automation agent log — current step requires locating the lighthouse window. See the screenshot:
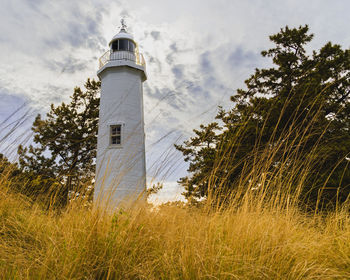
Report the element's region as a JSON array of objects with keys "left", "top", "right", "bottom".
[
  {"left": 119, "top": 39, "right": 128, "bottom": 51},
  {"left": 129, "top": 41, "right": 135, "bottom": 52},
  {"left": 110, "top": 124, "right": 122, "bottom": 146},
  {"left": 111, "top": 39, "right": 135, "bottom": 52},
  {"left": 111, "top": 40, "right": 119, "bottom": 52}
]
